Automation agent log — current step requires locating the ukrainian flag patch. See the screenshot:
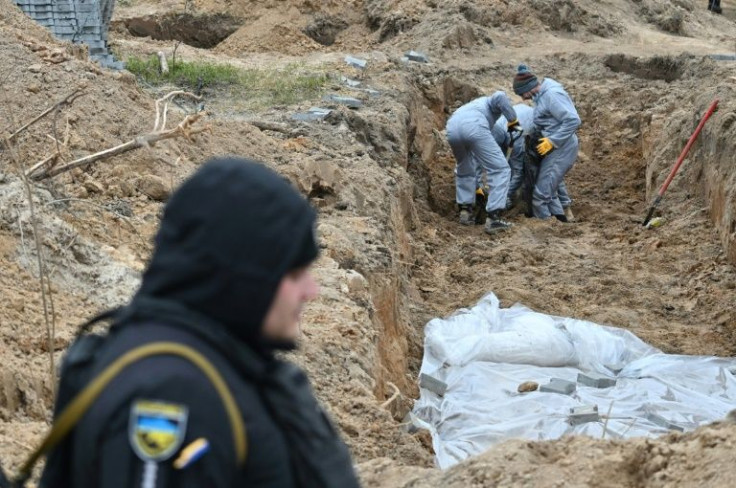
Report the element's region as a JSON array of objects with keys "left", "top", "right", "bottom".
[{"left": 129, "top": 400, "right": 189, "bottom": 462}]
